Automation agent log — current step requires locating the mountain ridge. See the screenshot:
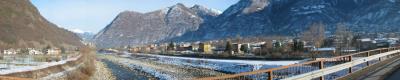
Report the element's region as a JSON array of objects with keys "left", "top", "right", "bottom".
[
  {"left": 0, "top": 0, "right": 83, "bottom": 50},
  {"left": 94, "top": 3, "right": 221, "bottom": 48}
]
